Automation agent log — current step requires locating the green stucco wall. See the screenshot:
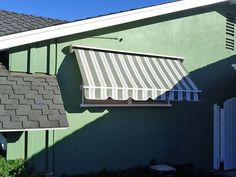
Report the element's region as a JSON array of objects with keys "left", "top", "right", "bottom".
[
  {"left": 6, "top": 3, "right": 236, "bottom": 177},
  {"left": 6, "top": 132, "right": 25, "bottom": 160},
  {"left": 6, "top": 130, "right": 54, "bottom": 173},
  {"left": 9, "top": 40, "right": 56, "bottom": 75}
]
